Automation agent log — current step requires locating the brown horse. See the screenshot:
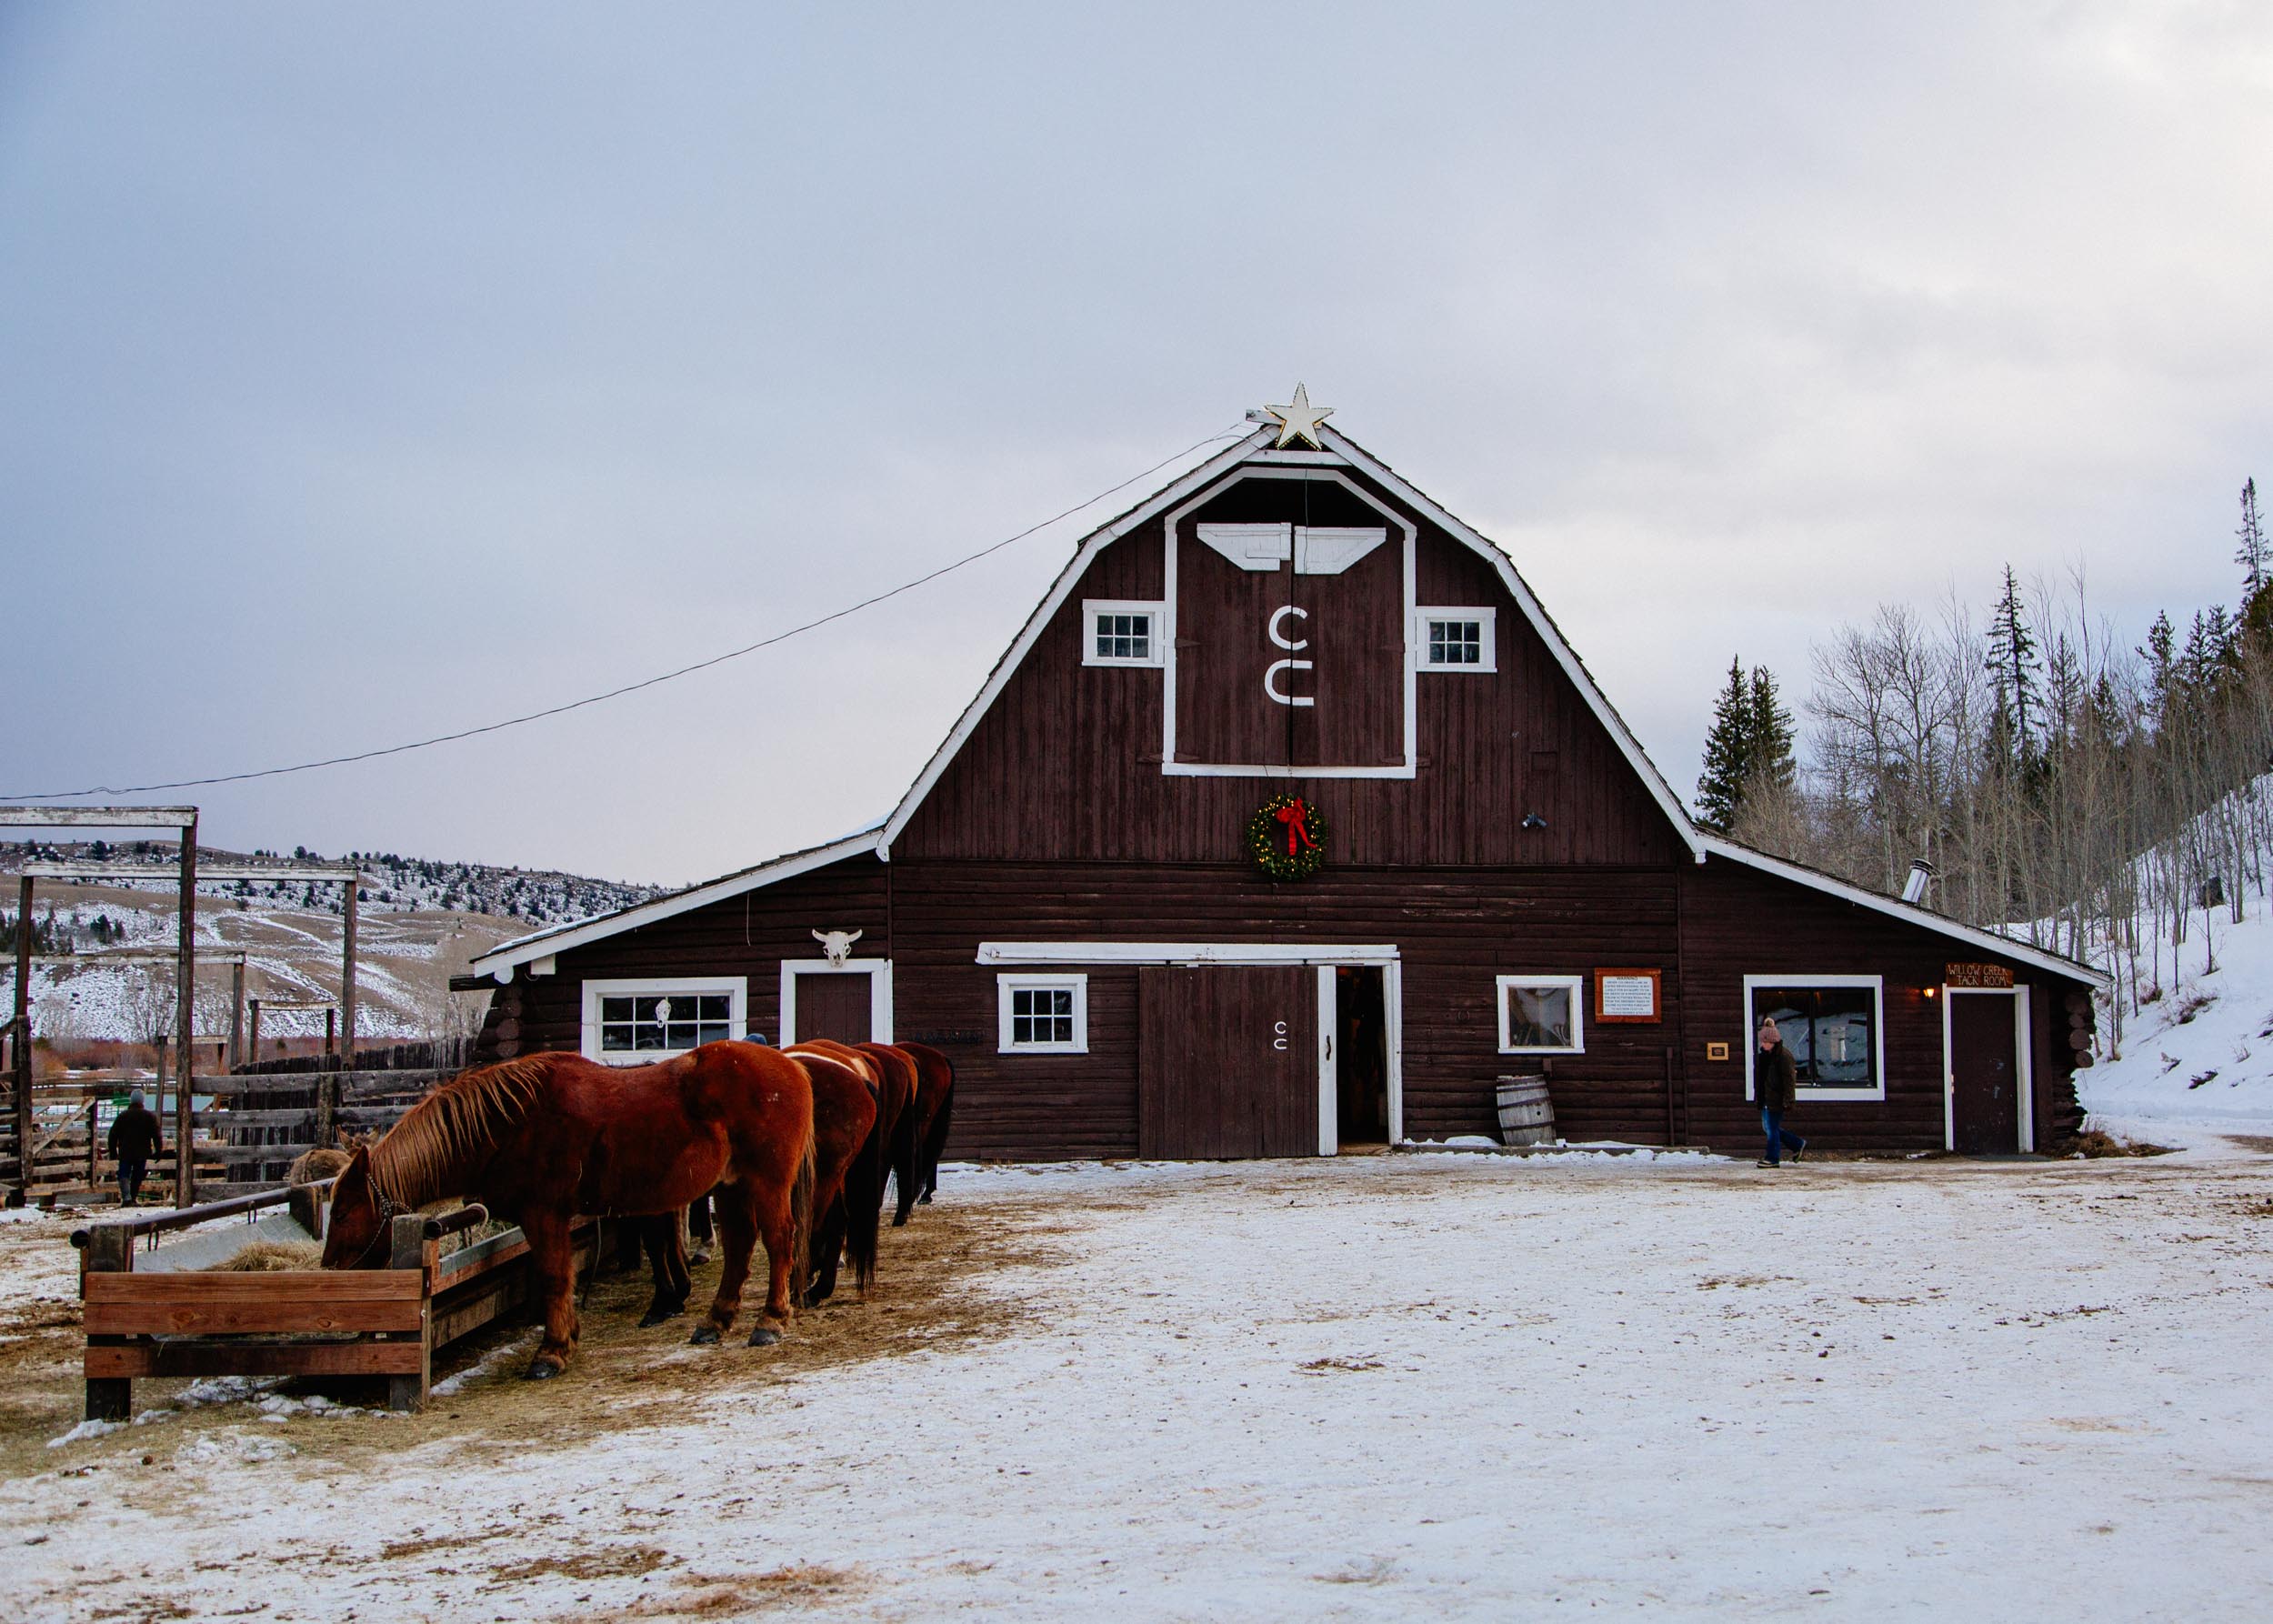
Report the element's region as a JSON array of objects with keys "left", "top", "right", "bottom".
[
  {"left": 640, "top": 1044, "right": 882, "bottom": 1317},
  {"left": 321, "top": 1045, "right": 816, "bottom": 1378},
  {"left": 793, "top": 1051, "right": 886, "bottom": 1304},
  {"left": 896, "top": 1040, "right": 957, "bottom": 1216}
]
